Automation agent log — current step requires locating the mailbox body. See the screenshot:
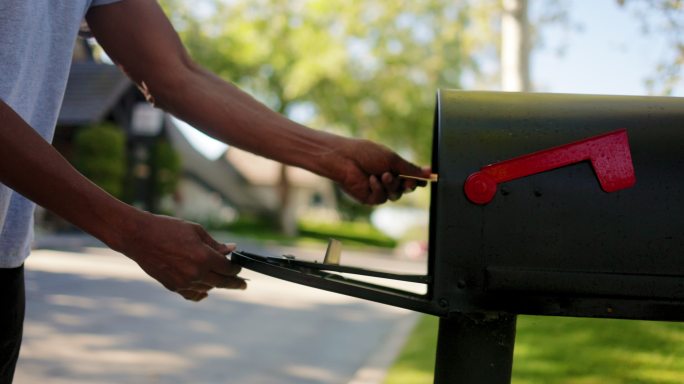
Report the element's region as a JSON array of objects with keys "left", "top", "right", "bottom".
[{"left": 430, "top": 91, "right": 684, "bottom": 321}]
